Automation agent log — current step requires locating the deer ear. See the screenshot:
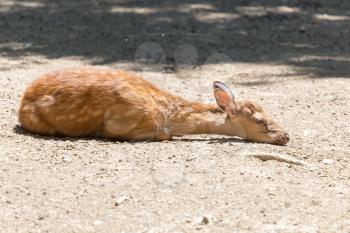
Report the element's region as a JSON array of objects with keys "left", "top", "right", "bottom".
[{"left": 213, "top": 81, "right": 238, "bottom": 117}]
